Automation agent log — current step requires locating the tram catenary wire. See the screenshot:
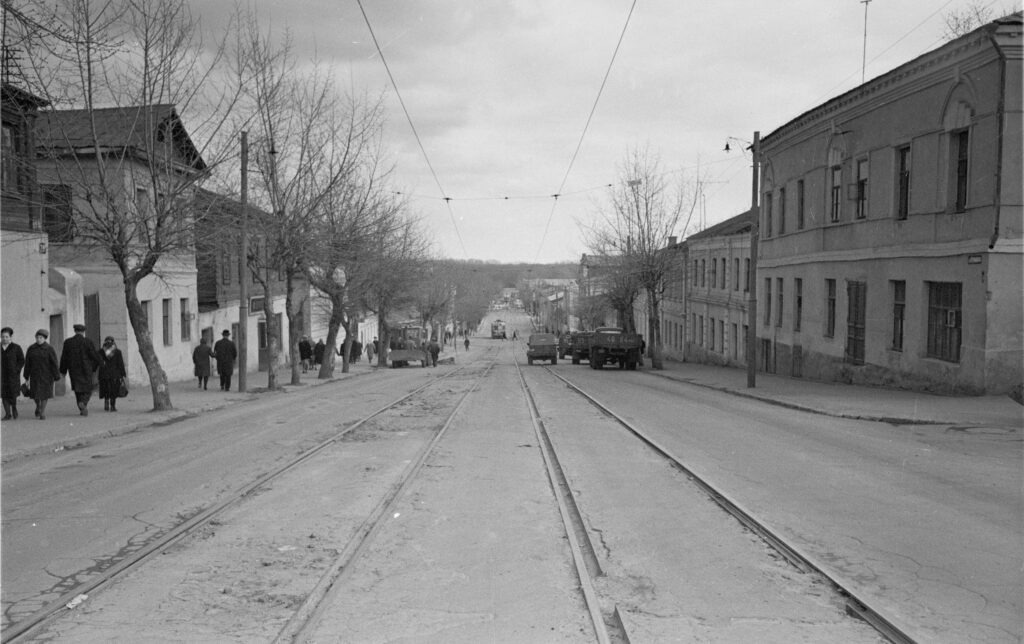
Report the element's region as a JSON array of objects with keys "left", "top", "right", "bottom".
[
  {"left": 2, "top": 351, "right": 498, "bottom": 644},
  {"left": 534, "top": 361, "right": 918, "bottom": 644}
]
